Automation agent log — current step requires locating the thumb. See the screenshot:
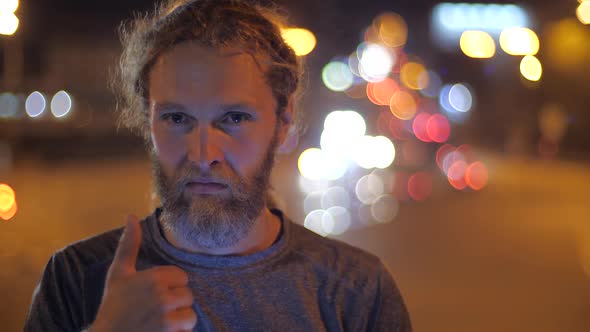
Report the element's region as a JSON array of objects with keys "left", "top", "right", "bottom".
[{"left": 108, "top": 214, "right": 142, "bottom": 280}]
